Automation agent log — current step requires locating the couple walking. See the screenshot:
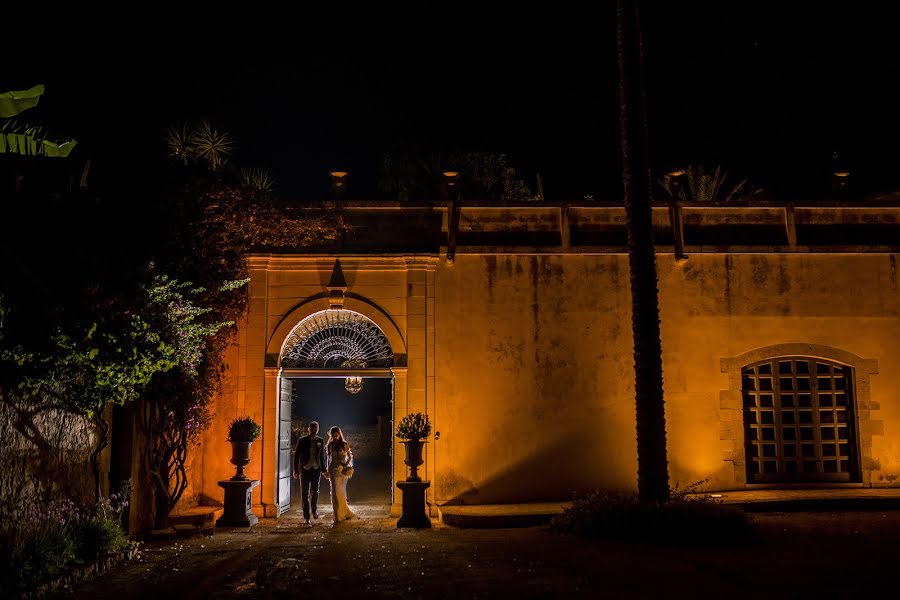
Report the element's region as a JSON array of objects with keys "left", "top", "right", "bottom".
[{"left": 292, "top": 421, "right": 357, "bottom": 526}]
